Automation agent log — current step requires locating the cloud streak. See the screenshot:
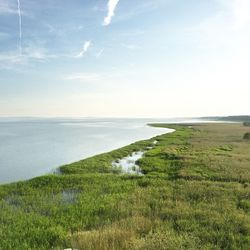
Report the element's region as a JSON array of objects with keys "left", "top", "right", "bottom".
[
  {"left": 0, "top": 44, "right": 55, "bottom": 70},
  {"left": 96, "top": 48, "right": 104, "bottom": 58},
  {"left": 75, "top": 41, "right": 92, "bottom": 58},
  {"left": 17, "top": 0, "right": 22, "bottom": 55},
  {"left": 122, "top": 44, "right": 142, "bottom": 50},
  {"left": 63, "top": 73, "right": 101, "bottom": 82},
  {"left": 103, "top": 0, "right": 119, "bottom": 26}
]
